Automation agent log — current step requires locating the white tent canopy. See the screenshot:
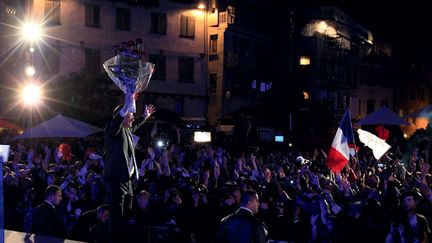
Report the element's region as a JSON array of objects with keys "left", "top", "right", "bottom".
[{"left": 13, "top": 114, "right": 102, "bottom": 139}]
